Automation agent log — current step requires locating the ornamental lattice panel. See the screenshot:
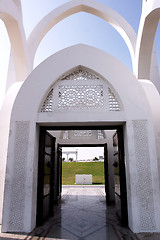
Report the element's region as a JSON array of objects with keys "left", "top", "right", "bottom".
[
  {"left": 61, "top": 69, "right": 99, "bottom": 81},
  {"left": 40, "top": 68, "right": 121, "bottom": 112},
  {"left": 108, "top": 87, "right": 120, "bottom": 111},
  {"left": 61, "top": 130, "right": 105, "bottom": 139},
  {"left": 133, "top": 120, "right": 156, "bottom": 231},
  {"left": 58, "top": 85, "right": 104, "bottom": 110},
  {"left": 41, "top": 88, "right": 53, "bottom": 112}
]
